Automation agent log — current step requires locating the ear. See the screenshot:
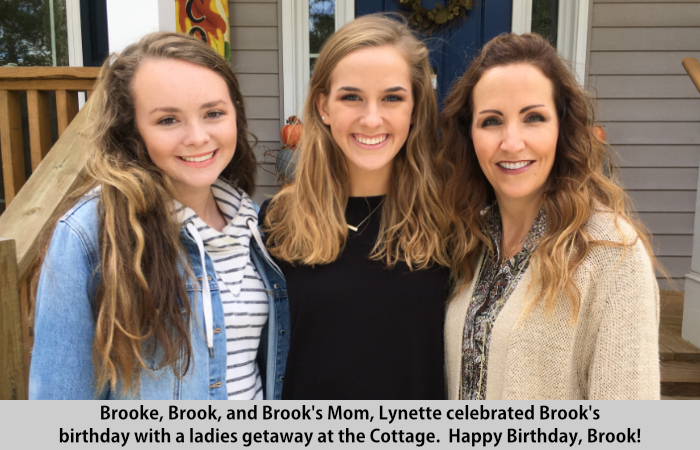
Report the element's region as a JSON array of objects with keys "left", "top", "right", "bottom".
[{"left": 316, "top": 93, "right": 330, "bottom": 125}]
